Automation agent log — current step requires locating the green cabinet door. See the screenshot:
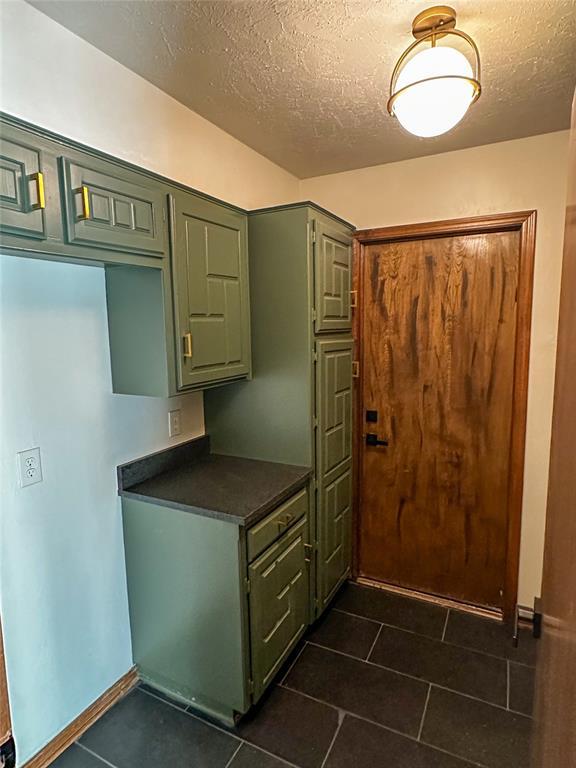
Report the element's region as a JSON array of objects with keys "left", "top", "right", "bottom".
[
  {"left": 248, "top": 517, "right": 309, "bottom": 701},
  {"left": 60, "top": 158, "right": 167, "bottom": 257},
  {"left": 0, "top": 133, "right": 46, "bottom": 240},
  {"left": 315, "top": 337, "right": 353, "bottom": 611},
  {"left": 314, "top": 220, "right": 353, "bottom": 333},
  {"left": 170, "top": 192, "right": 251, "bottom": 390}
]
